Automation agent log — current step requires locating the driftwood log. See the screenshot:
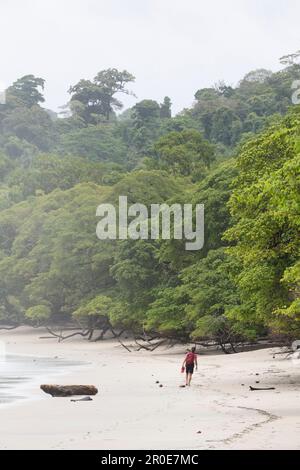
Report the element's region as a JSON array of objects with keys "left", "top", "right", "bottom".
[
  {"left": 71, "top": 396, "right": 93, "bottom": 402},
  {"left": 249, "top": 386, "right": 275, "bottom": 391},
  {"left": 40, "top": 384, "right": 98, "bottom": 397}
]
